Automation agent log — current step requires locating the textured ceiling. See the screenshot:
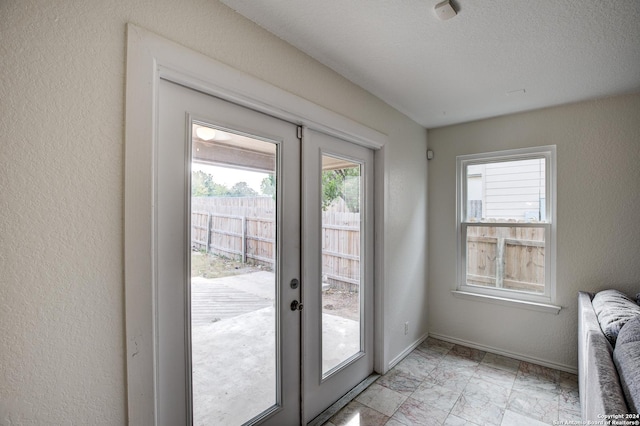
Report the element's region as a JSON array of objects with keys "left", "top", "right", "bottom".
[{"left": 219, "top": 0, "right": 640, "bottom": 128}]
